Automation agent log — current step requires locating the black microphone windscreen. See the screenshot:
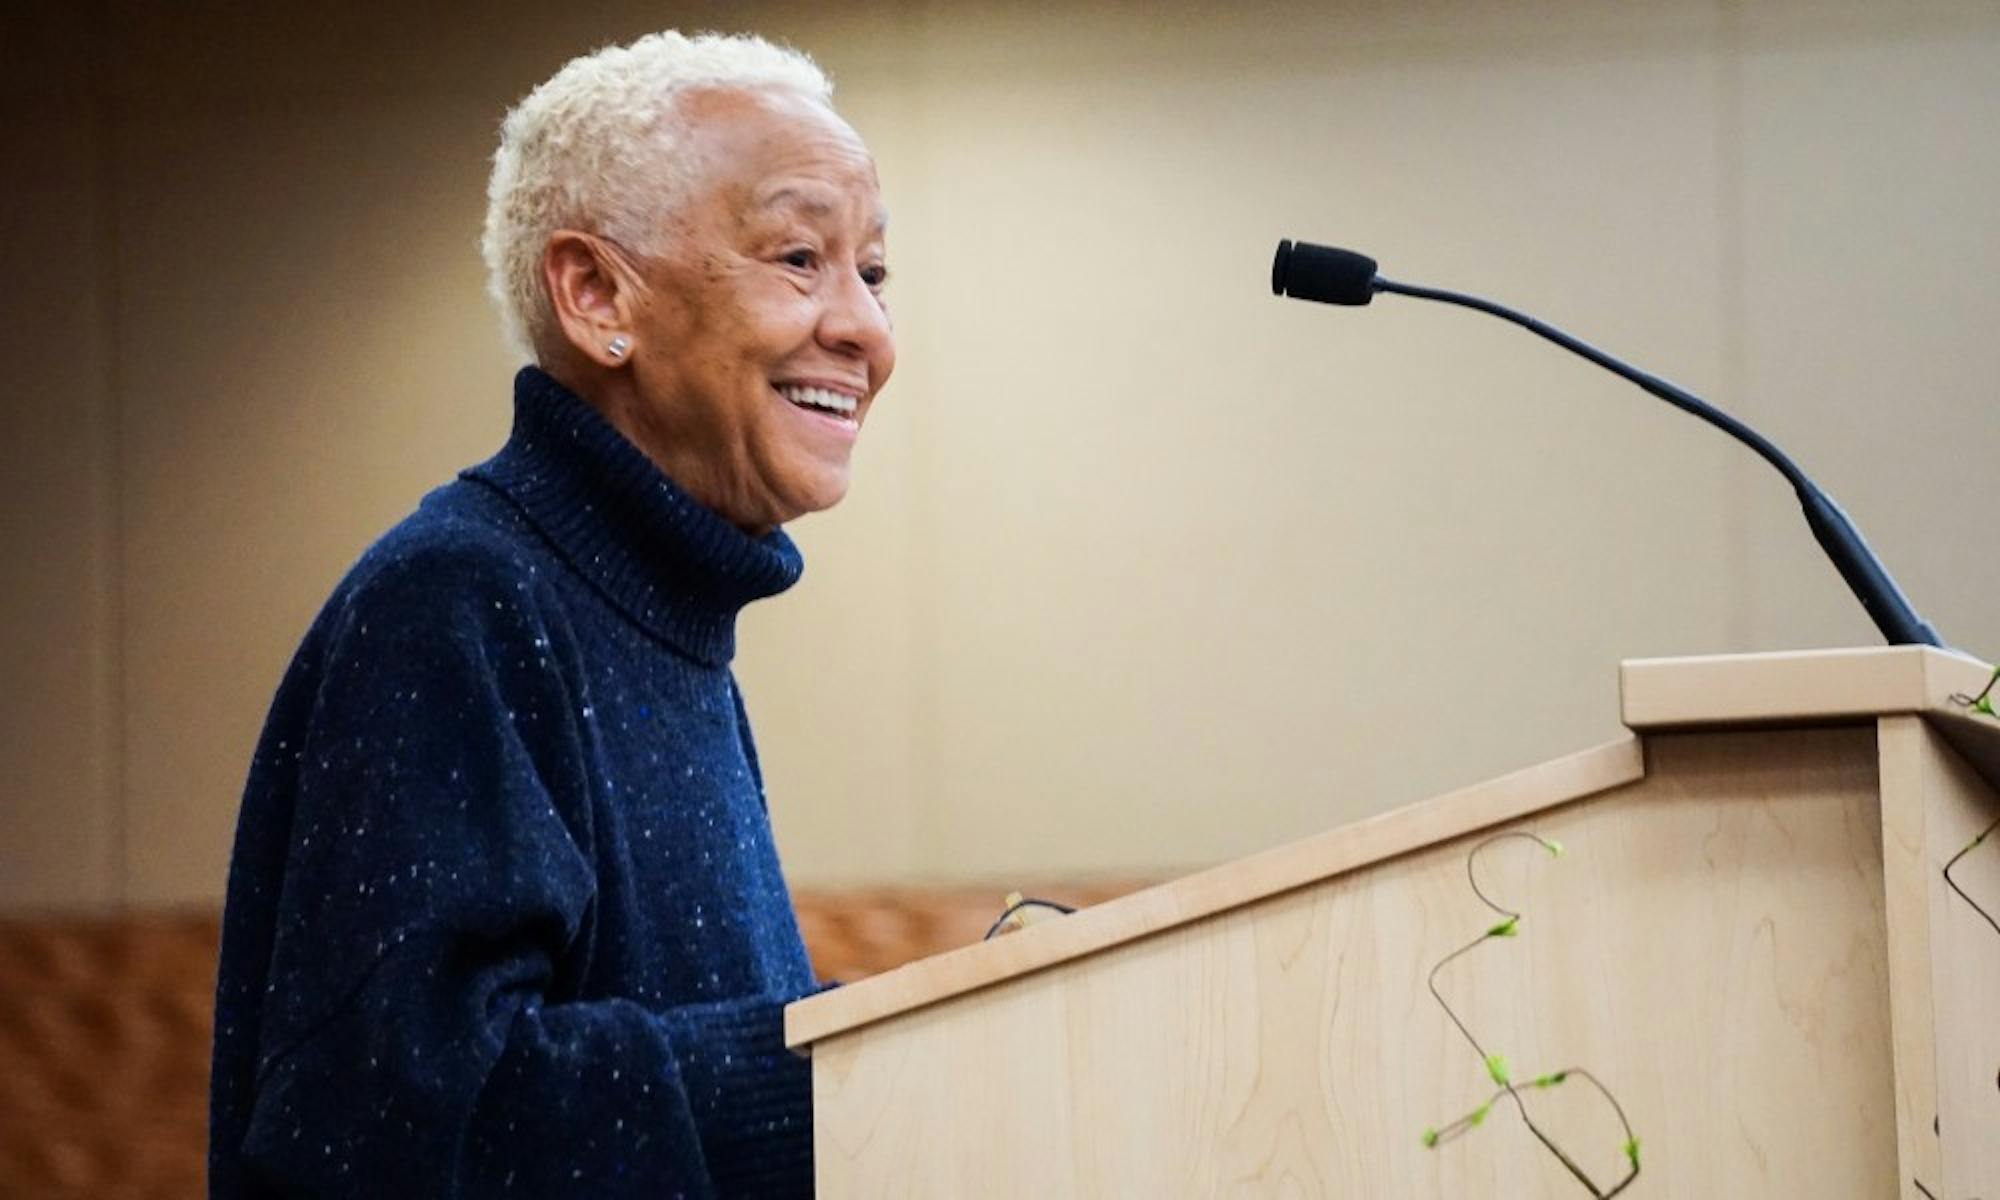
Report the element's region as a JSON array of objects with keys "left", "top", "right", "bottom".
[{"left": 1272, "top": 240, "right": 1378, "bottom": 306}]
